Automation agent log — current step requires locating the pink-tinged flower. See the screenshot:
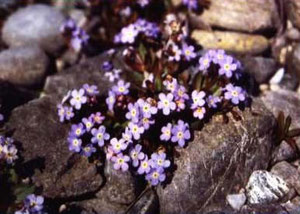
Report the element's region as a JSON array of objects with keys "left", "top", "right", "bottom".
[
  {"left": 224, "top": 84, "right": 246, "bottom": 105},
  {"left": 57, "top": 104, "right": 74, "bottom": 122},
  {"left": 130, "top": 144, "right": 145, "bottom": 167},
  {"left": 174, "top": 85, "right": 189, "bottom": 100},
  {"left": 110, "top": 138, "right": 127, "bottom": 153},
  {"left": 137, "top": 0, "right": 149, "bottom": 7},
  {"left": 182, "top": 43, "right": 196, "bottom": 61},
  {"left": 68, "top": 136, "right": 82, "bottom": 153},
  {"left": 83, "top": 84, "right": 99, "bottom": 96},
  {"left": 81, "top": 144, "right": 96, "bottom": 157},
  {"left": 2, "top": 145, "right": 18, "bottom": 164},
  {"left": 105, "top": 69, "right": 122, "bottom": 82},
  {"left": 163, "top": 78, "right": 178, "bottom": 93},
  {"left": 91, "top": 126, "right": 110, "bottom": 147},
  {"left": 112, "top": 80, "right": 130, "bottom": 95},
  {"left": 128, "top": 122, "right": 145, "bottom": 140},
  {"left": 89, "top": 112, "right": 105, "bottom": 124},
  {"left": 137, "top": 99, "right": 158, "bottom": 118},
  {"left": 207, "top": 95, "right": 221, "bottom": 109},
  {"left": 160, "top": 123, "right": 172, "bottom": 141},
  {"left": 150, "top": 152, "right": 171, "bottom": 170},
  {"left": 112, "top": 153, "right": 130, "bottom": 172},
  {"left": 213, "top": 49, "right": 226, "bottom": 64},
  {"left": 191, "top": 90, "right": 206, "bottom": 109},
  {"left": 106, "top": 146, "right": 115, "bottom": 161},
  {"left": 120, "top": 24, "right": 139, "bottom": 44},
  {"left": 219, "top": 56, "right": 237, "bottom": 78},
  {"left": 171, "top": 120, "right": 191, "bottom": 147},
  {"left": 137, "top": 155, "right": 151, "bottom": 174},
  {"left": 193, "top": 107, "right": 206, "bottom": 120},
  {"left": 106, "top": 90, "right": 116, "bottom": 111},
  {"left": 168, "top": 44, "right": 182, "bottom": 62},
  {"left": 146, "top": 168, "right": 166, "bottom": 186},
  {"left": 158, "top": 93, "right": 176, "bottom": 115},
  {"left": 70, "top": 89, "right": 87, "bottom": 110},
  {"left": 126, "top": 103, "right": 140, "bottom": 123}
]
